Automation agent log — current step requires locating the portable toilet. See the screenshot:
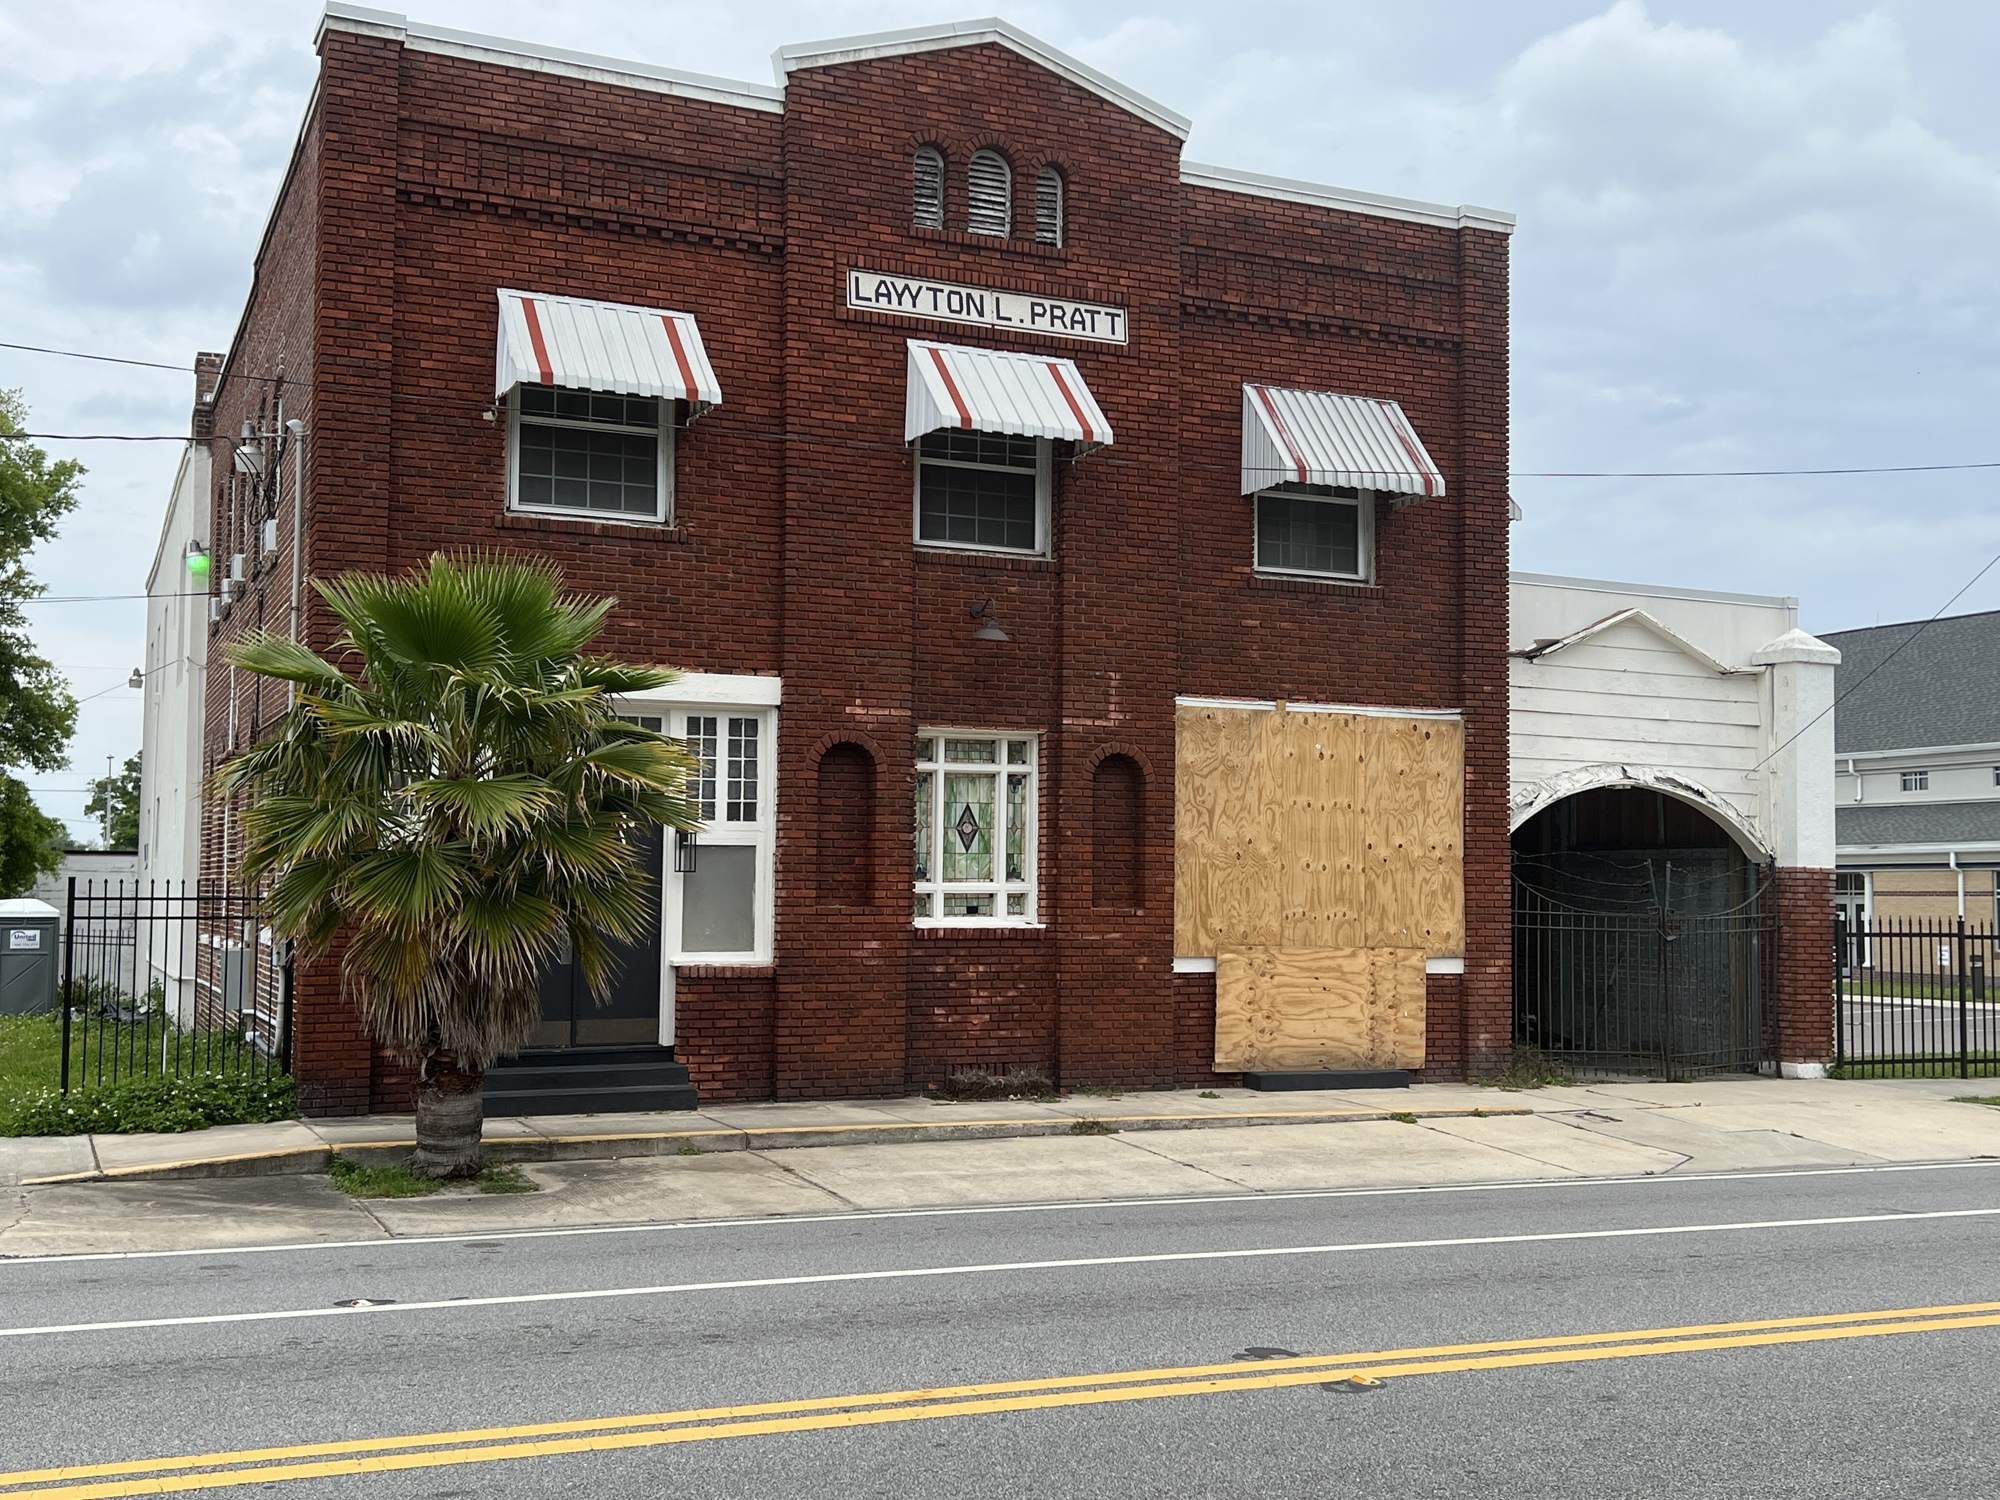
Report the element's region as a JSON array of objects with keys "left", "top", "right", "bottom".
[{"left": 0, "top": 898, "right": 60, "bottom": 1015}]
